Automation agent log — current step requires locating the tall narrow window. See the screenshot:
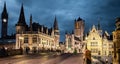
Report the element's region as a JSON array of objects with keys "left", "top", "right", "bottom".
[
  {"left": 24, "top": 35, "right": 28, "bottom": 43},
  {"left": 38, "top": 38, "right": 41, "bottom": 44},
  {"left": 68, "top": 38, "right": 72, "bottom": 48},
  {"left": 32, "top": 35, "right": 37, "bottom": 43}
]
